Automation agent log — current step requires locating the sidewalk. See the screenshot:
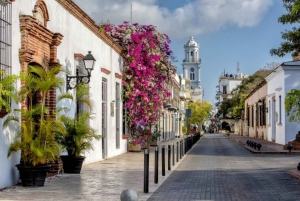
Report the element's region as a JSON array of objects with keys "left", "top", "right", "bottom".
[
  {"left": 227, "top": 133, "right": 300, "bottom": 154},
  {"left": 225, "top": 133, "right": 300, "bottom": 181},
  {"left": 0, "top": 137, "right": 192, "bottom": 201}
]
